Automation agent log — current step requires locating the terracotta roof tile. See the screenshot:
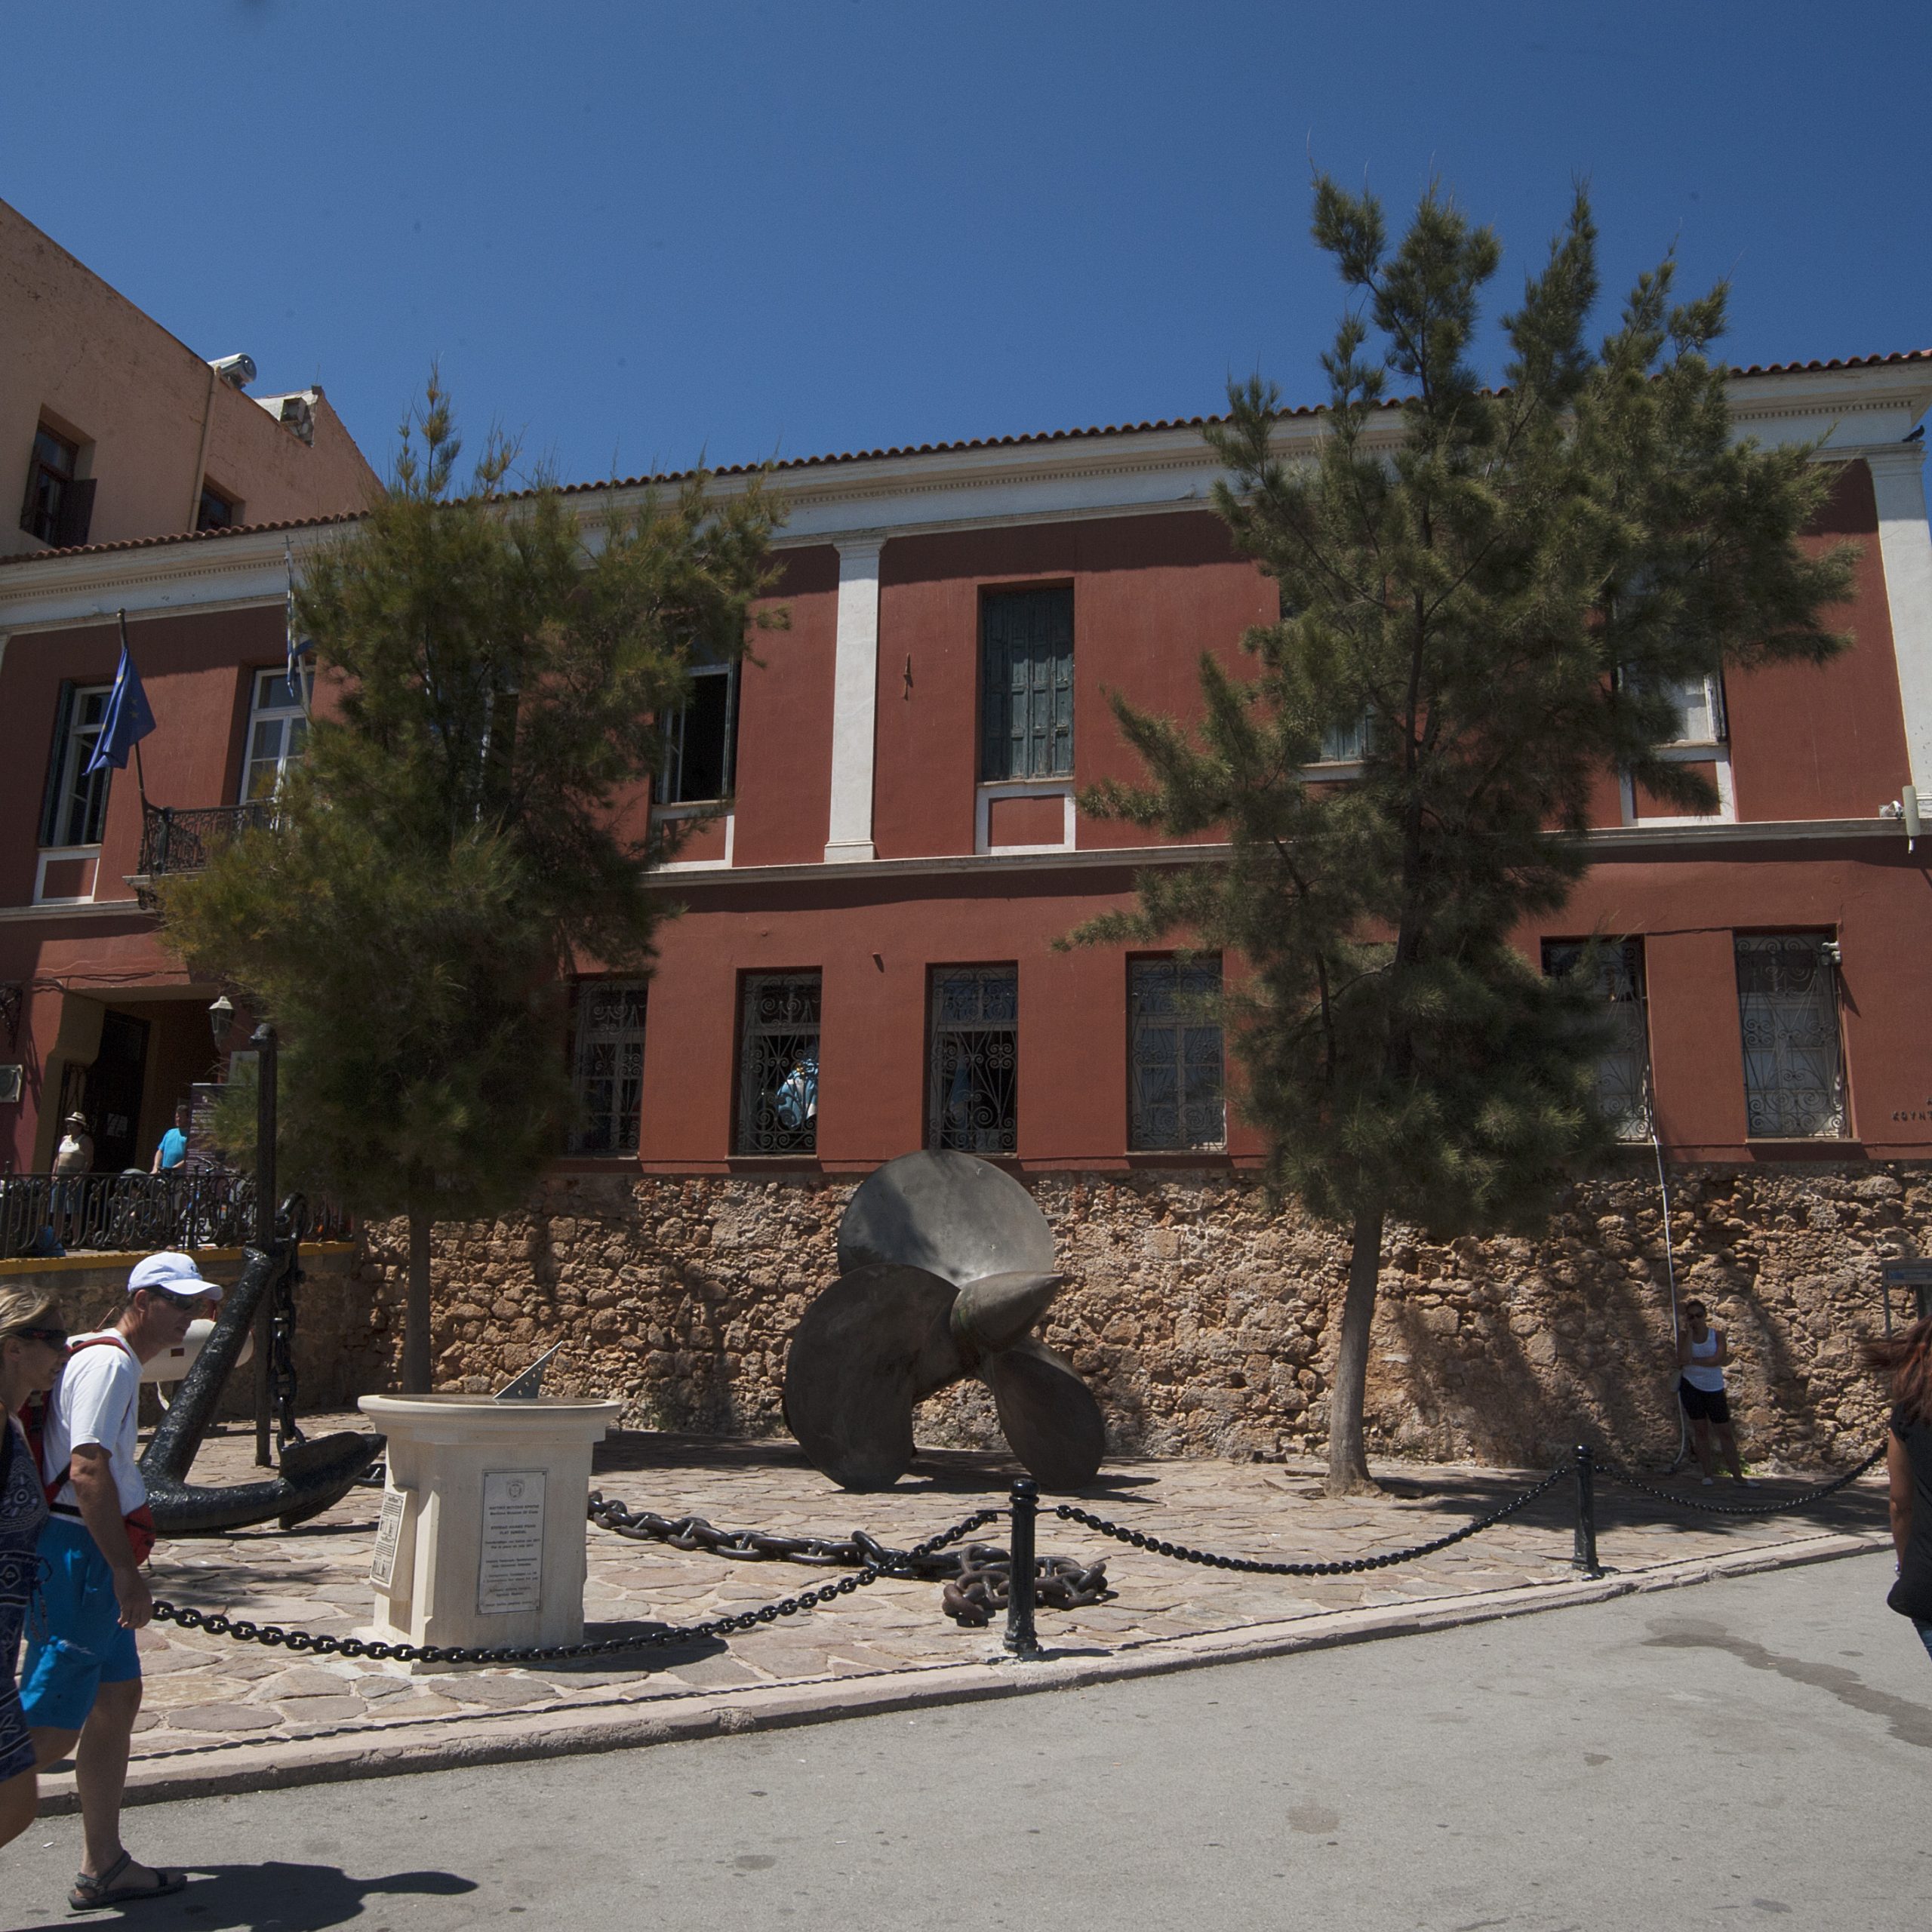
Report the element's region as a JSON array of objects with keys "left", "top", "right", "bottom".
[{"left": 8, "top": 349, "right": 1927, "bottom": 571}]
